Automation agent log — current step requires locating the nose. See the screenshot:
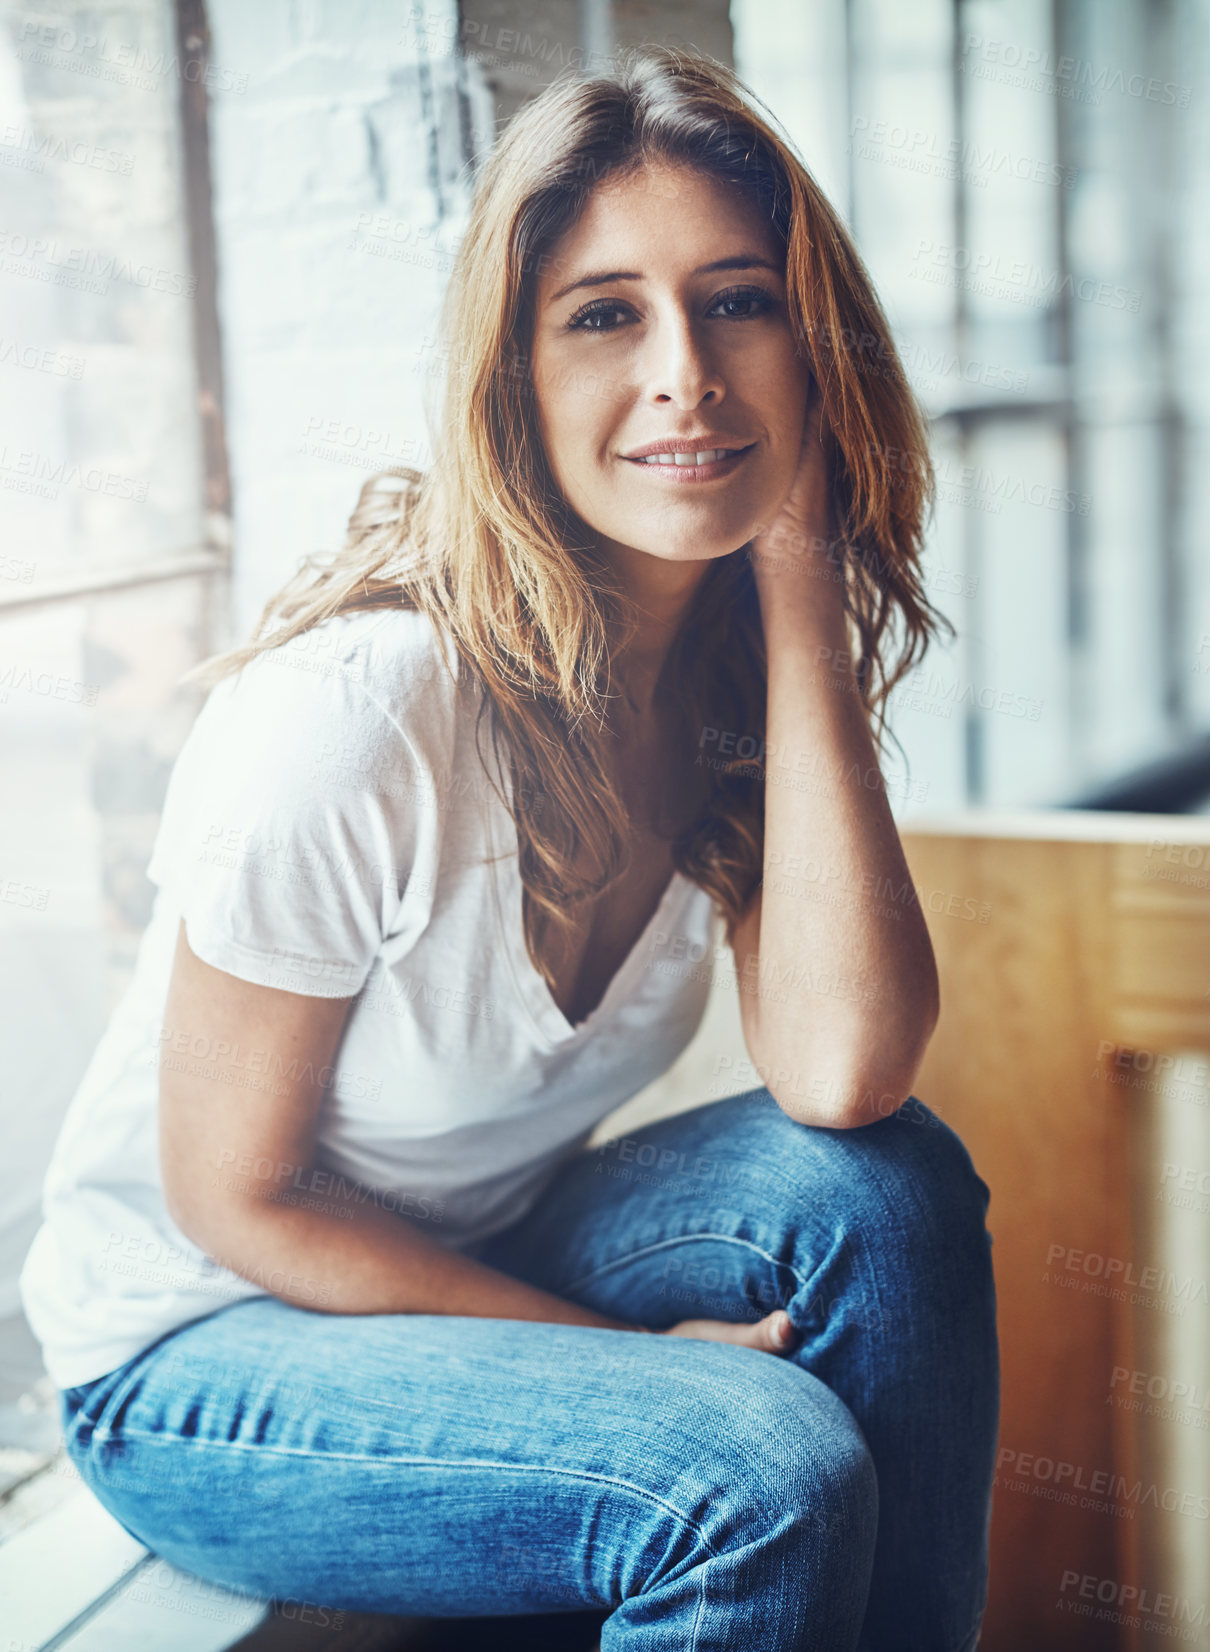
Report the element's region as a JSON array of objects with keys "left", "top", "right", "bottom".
[{"left": 644, "top": 306, "right": 725, "bottom": 409}]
